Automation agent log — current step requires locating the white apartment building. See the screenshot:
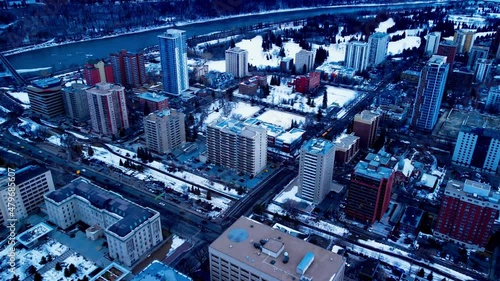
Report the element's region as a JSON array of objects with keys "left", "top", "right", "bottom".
[
  {"left": 44, "top": 178, "right": 163, "bottom": 267},
  {"left": 298, "top": 138, "right": 335, "bottom": 204},
  {"left": 467, "top": 45, "right": 489, "bottom": 69},
  {"left": 207, "top": 119, "right": 267, "bottom": 176},
  {"left": 295, "top": 49, "right": 315, "bottom": 74},
  {"left": 209, "top": 216, "right": 345, "bottom": 281},
  {"left": 86, "top": 82, "right": 129, "bottom": 136},
  {"left": 0, "top": 165, "right": 55, "bottom": 226},
  {"left": 144, "top": 109, "right": 186, "bottom": 154},
  {"left": 225, "top": 47, "right": 249, "bottom": 78},
  {"left": 486, "top": 86, "right": 500, "bottom": 112},
  {"left": 425, "top": 31, "right": 441, "bottom": 56},
  {"left": 367, "top": 32, "right": 389, "bottom": 66},
  {"left": 474, "top": 59, "right": 492, "bottom": 84},
  {"left": 345, "top": 41, "right": 369, "bottom": 72}
]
